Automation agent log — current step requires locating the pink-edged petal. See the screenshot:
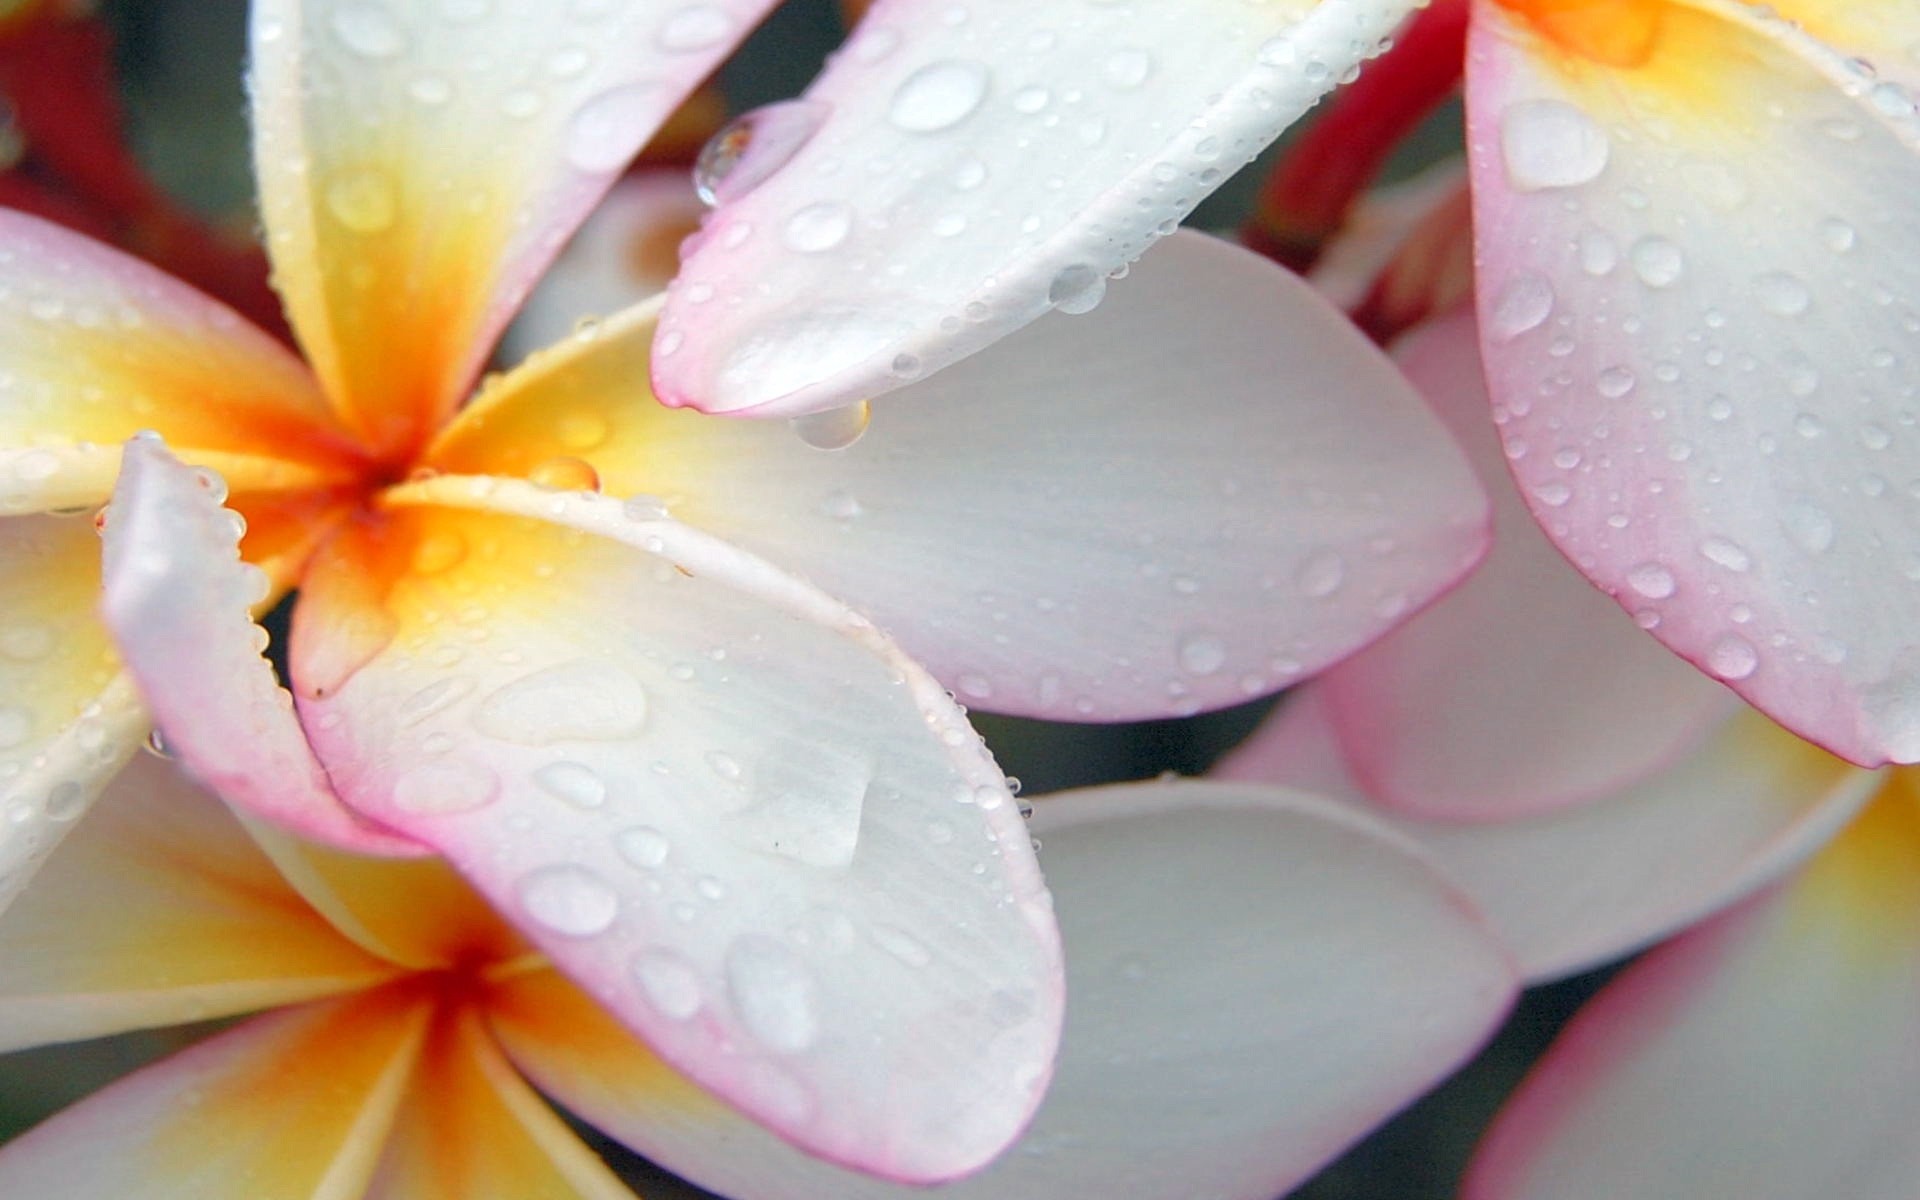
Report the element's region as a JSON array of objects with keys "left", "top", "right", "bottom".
[
  {"left": 0, "top": 988, "right": 429, "bottom": 1198},
  {"left": 501, "top": 170, "right": 706, "bottom": 363},
  {"left": 291, "top": 477, "right": 1063, "bottom": 1183},
  {"left": 249, "top": 0, "right": 778, "bottom": 453},
  {"left": 1321, "top": 311, "right": 1733, "bottom": 818},
  {"left": 490, "top": 778, "right": 1517, "bottom": 1200},
  {"left": 1468, "top": 1, "right": 1920, "bottom": 766},
  {"left": 654, "top": 0, "right": 1422, "bottom": 418},
  {"left": 432, "top": 232, "right": 1489, "bottom": 720},
  {"left": 1466, "top": 770, "right": 1920, "bottom": 1199},
  {"left": 1227, "top": 687, "right": 1881, "bottom": 981},
  {"left": 364, "top": 1004, "right": 633, "bottom": 1200},
  {"left": 0, "top": 752, "right": 399, "bottom": 1053},
  {"left": 98, "top": 435, "right": 425, "bottom": 856},
  {"left": 0, "top": 513, "right": 145, "bottom": 913}
]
